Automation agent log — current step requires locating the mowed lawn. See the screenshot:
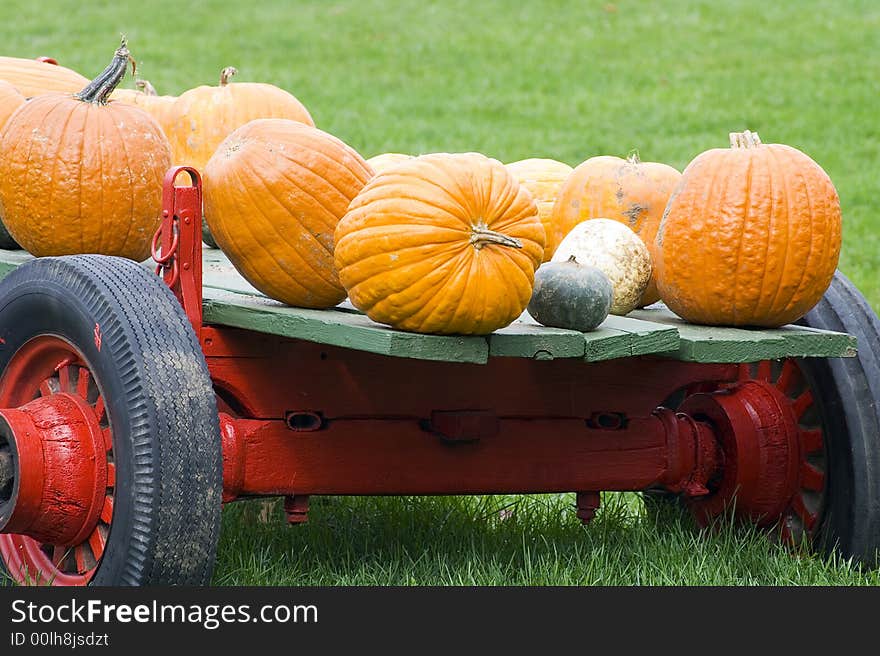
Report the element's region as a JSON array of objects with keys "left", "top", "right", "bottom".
[{"left": 5, "top": 0, "right": 879, "bottom": 585}]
